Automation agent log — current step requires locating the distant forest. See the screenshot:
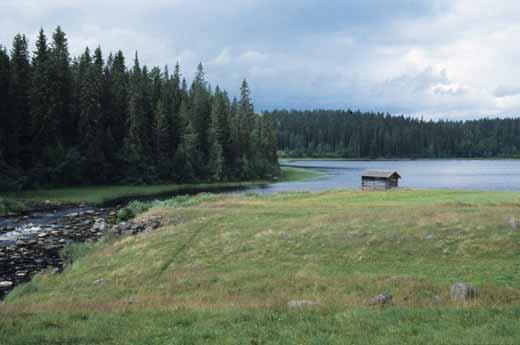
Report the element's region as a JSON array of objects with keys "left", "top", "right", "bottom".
[
  {"left": 270, "top": 109, "right": 520, "bottom": 159},
  {"left": 0, "top": 27, "right": 279, "bottom": 191}
]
